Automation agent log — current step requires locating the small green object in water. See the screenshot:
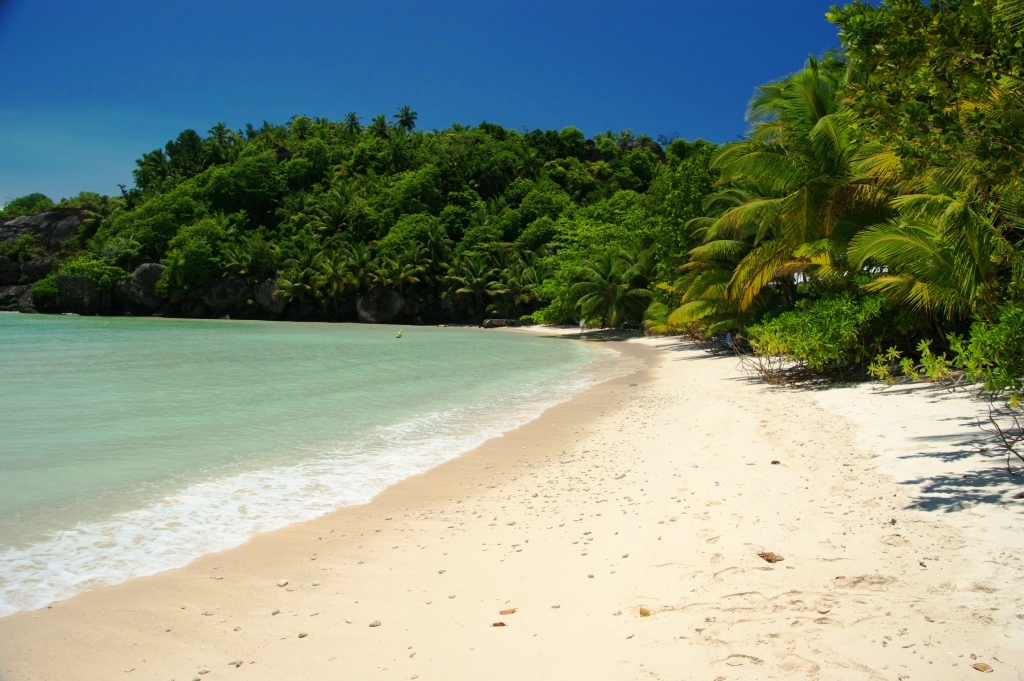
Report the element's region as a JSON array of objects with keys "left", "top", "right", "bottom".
[{"left": 396, "top": 331, "right": 402, "bottom": 338}]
